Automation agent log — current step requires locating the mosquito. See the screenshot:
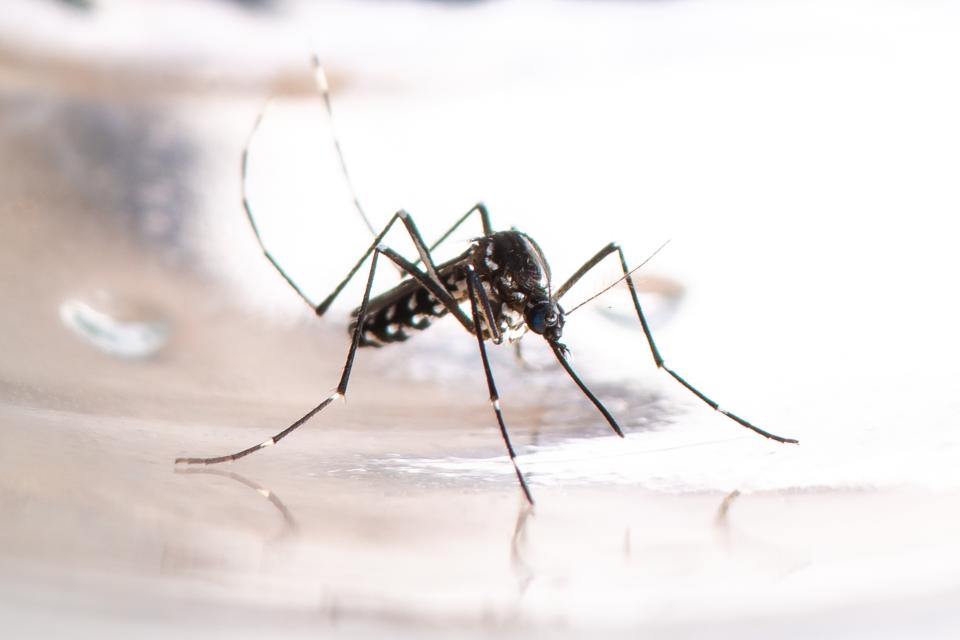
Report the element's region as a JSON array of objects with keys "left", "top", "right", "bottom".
[{"left": 176, "top": 60, "right": 798, "bottom": 504}]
